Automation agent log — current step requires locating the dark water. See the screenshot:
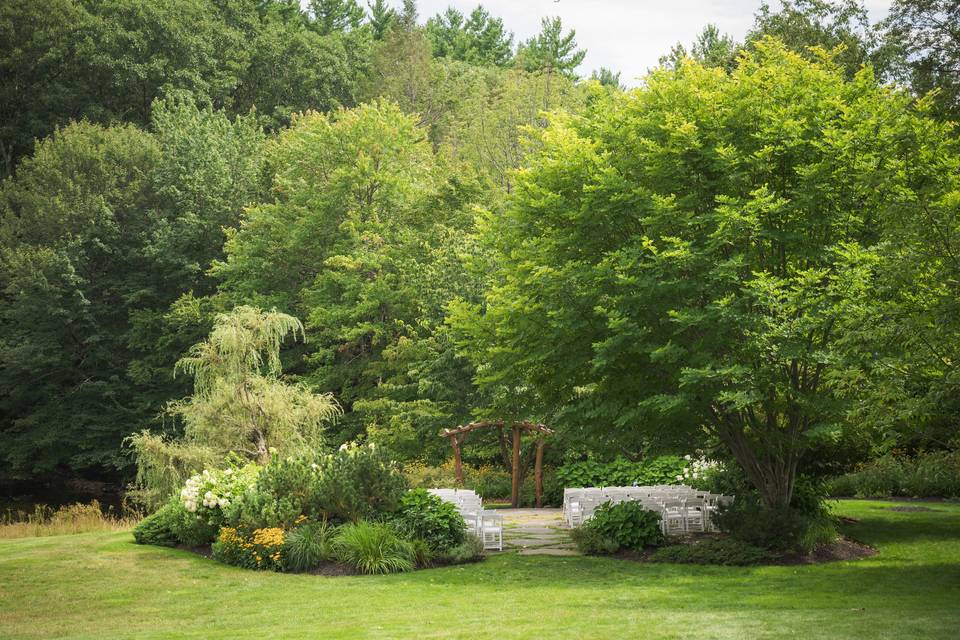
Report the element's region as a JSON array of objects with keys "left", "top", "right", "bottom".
[{"left": 0, "top": 477, "right": 126, "bottom": 516}]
